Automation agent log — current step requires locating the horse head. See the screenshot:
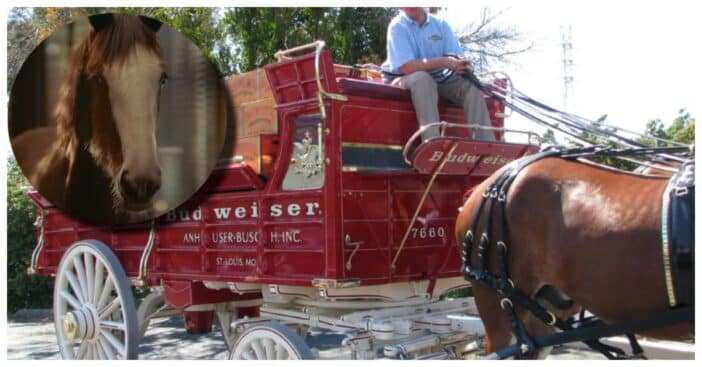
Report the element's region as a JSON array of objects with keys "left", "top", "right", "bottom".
[{"left": 59, "top": 13, "right": 165, "bottom": 214}]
